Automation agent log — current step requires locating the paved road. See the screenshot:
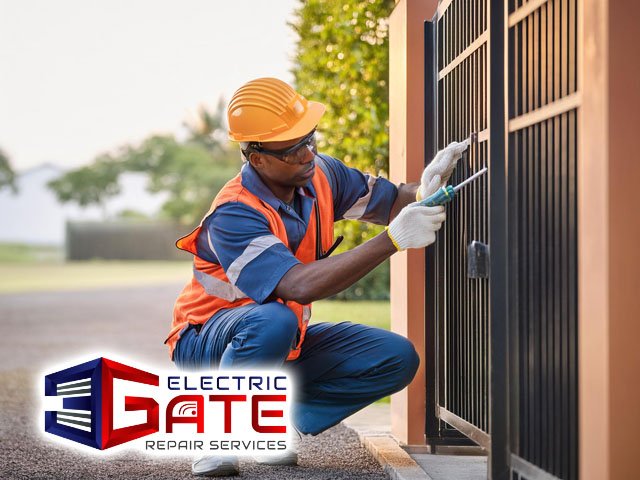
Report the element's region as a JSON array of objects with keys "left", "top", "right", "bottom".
[{"left": 0, "top": 285, "right": 387, "bottom": 479}]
